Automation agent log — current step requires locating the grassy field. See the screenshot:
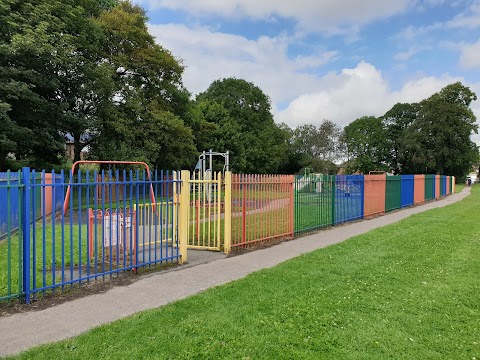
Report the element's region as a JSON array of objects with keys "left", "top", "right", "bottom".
[
  {"left": 0, "top": 225, "right": 88, "bottom": 299},
  {"left": 1, "top": 221, "right": 148, "bottom": 300},
  {"left": 9, "top": 186, "right": 479, "bottom": 359},
  {"left": 455, "top": 183, "right": 465, "bottom": 193}
]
